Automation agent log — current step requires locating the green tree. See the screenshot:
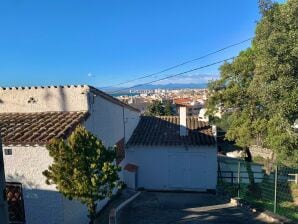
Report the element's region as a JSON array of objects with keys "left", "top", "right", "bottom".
[
  {"left": 43, "top": 126, "right": 120, "bottom": 223},
  {"left": 145, "top": 100, "right": 165, "bottom": 116},
  {"left": 164, "top": 101, "right": 174, "bottom": 116},
  {"left": 145, "top": 100, "right": 174, "bottom": 116},
  {"left": 207, "top": 0, "right": 298, "bottom": 166}
]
